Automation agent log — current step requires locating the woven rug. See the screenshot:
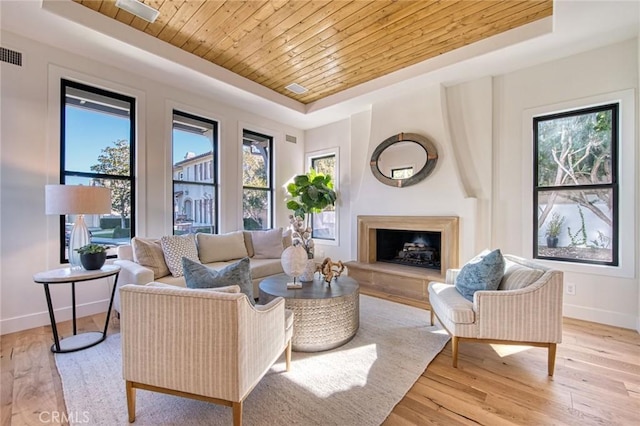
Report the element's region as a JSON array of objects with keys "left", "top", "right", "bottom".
[{"left": 55, "top": 295, "right": 450, "bottom": 425}]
